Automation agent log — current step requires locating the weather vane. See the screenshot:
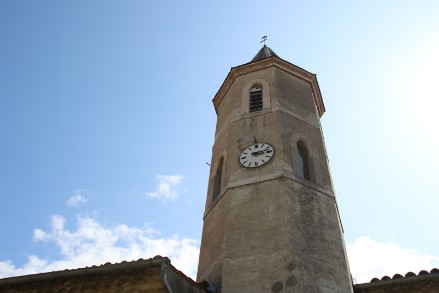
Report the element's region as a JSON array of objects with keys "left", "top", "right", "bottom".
[{"left": 260, "top": 36, "right": 267, "bottom": 46}]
